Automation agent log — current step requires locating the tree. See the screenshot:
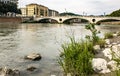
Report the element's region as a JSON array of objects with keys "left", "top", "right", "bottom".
[
  {"left": 108, "top": 9, "right": 120, "bottom": 17},
  {"left": 59, "top": 12, "right": 81, "bottom": 16},
  {"left": 0, "top": 1, "right": 21, "bottom": 15}
]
